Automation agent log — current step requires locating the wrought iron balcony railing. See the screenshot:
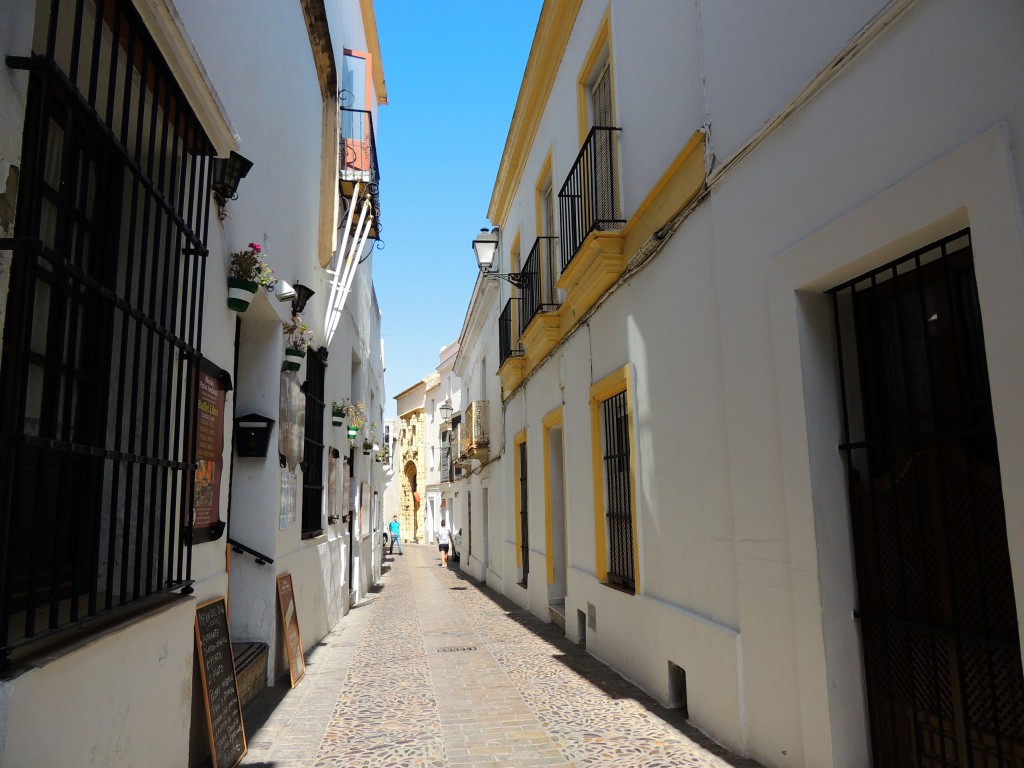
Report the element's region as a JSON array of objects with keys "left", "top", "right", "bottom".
[
  {"left": 463, "top": 401, "right": 491, "bottom": 462},
  {"left": 499, "top": 298, "right": 523, "bottom": 366},
  {"left": 339, "top": 107, "right": 381, "bottom": 240},
  {"left": 518, "top": 236, "right": 560, "bottom": 338},
  {"left": 558, "top": 126, "right": 624, "bottom": 272}
]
